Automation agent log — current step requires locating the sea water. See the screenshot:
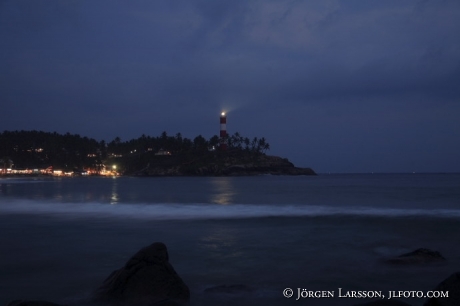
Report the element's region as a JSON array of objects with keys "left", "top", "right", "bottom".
[{"left": 0, "top": 174, "right": 459, "bottom": 306}]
